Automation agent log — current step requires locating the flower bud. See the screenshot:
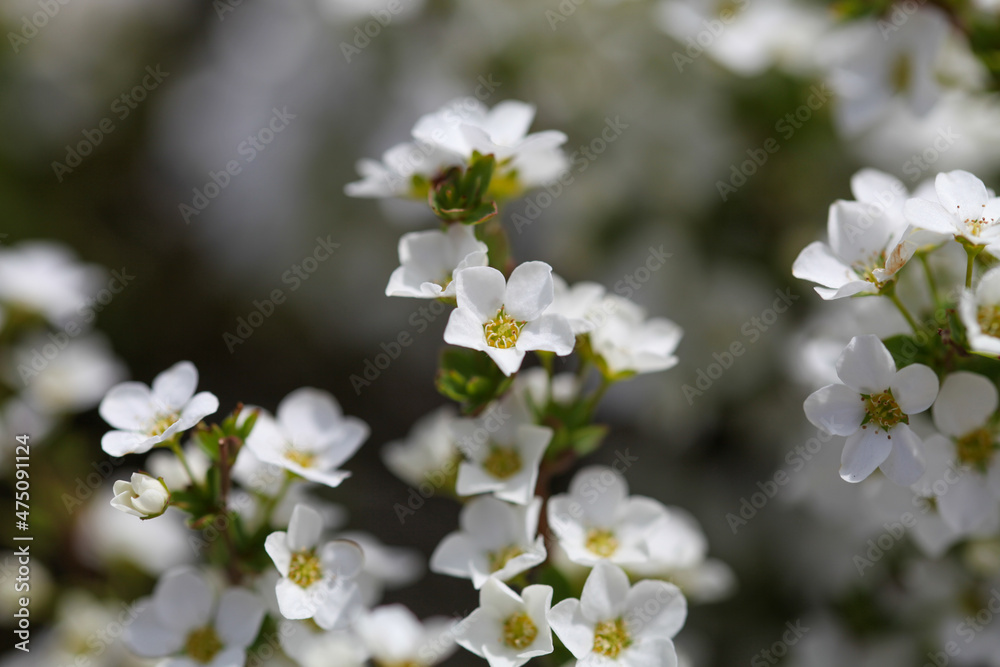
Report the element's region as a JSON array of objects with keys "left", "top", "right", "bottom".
[{"left": 111, "top": 473, "right": 170, "bottom": 519}]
